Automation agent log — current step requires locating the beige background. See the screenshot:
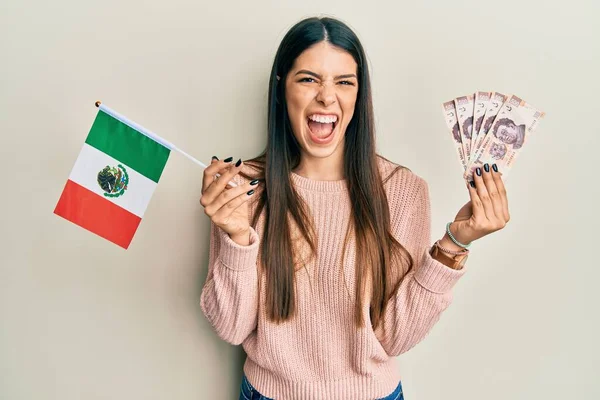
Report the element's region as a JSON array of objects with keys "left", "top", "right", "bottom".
[{"left": 1, "top": 0, "right": 598, "bottom": 399}]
